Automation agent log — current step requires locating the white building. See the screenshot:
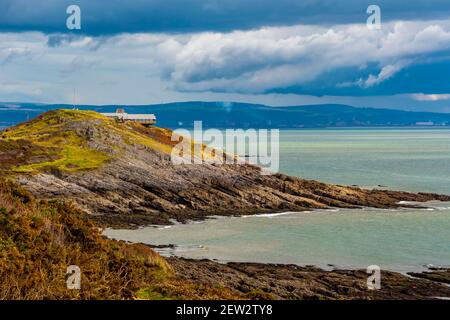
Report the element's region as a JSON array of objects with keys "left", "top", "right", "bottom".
[{"left": 101, "top": 108, "right": 156, "bottom": 126}]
